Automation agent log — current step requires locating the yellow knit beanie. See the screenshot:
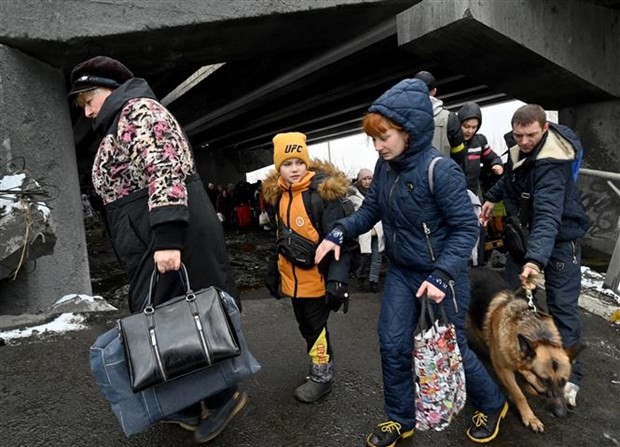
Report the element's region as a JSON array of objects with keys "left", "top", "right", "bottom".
[{"left": 273, "top": 132, "right": 310, "bottom": 172}]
